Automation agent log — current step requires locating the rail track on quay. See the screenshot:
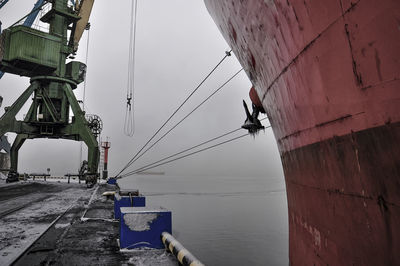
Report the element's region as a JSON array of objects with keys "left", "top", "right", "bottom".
[
  {"left": 0, "top": 195, "right": 52, "bottom": 219},
  {"left": 0, "top": 181, "right": 94, "bottom": 265},
  {"left": 0, "top": 181, "right": 144, "bottom": 266},
  {"left": 8, "top": 205, "right": 74, "bottom": 266}
]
